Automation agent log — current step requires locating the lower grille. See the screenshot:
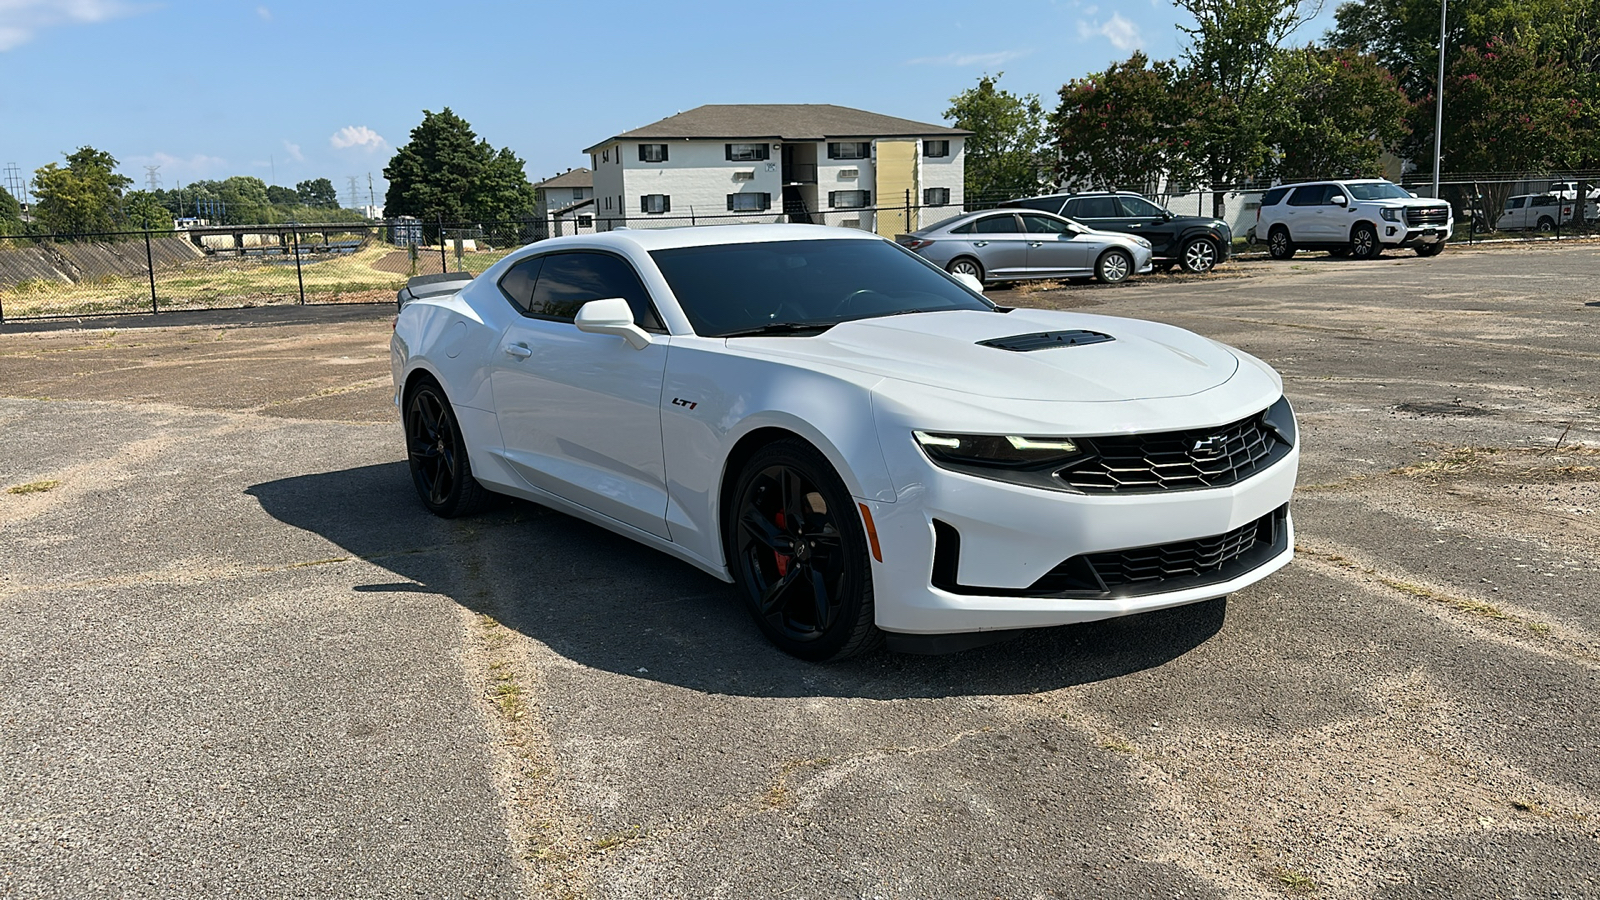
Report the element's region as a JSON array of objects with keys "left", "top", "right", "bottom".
[{"left": 931, "top": 505, "right": 1290, "bottom": 599}]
